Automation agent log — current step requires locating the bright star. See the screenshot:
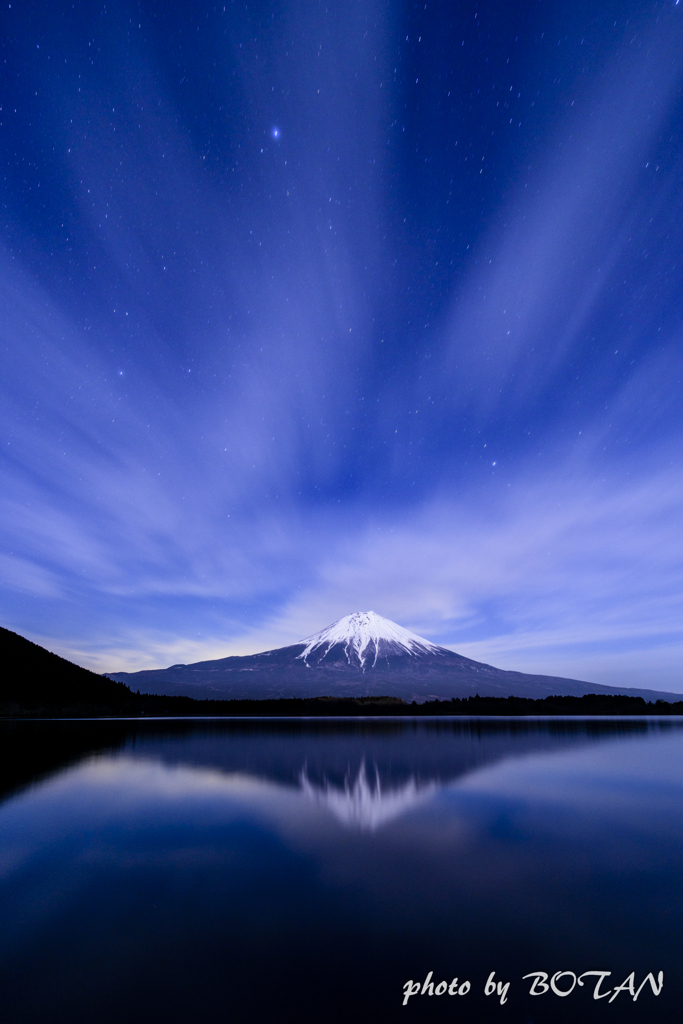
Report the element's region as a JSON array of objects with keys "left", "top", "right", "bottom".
[{"left": 271, "top": 127, "right": 280, "bottom": 139}]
